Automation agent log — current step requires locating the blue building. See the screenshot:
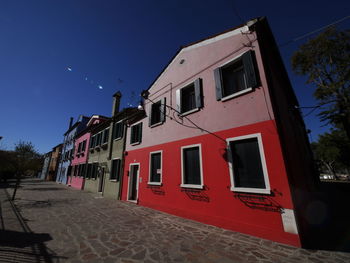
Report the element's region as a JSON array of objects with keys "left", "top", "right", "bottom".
[{"left": 56, "top": 116, "right": 89, "bottom": 184}]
